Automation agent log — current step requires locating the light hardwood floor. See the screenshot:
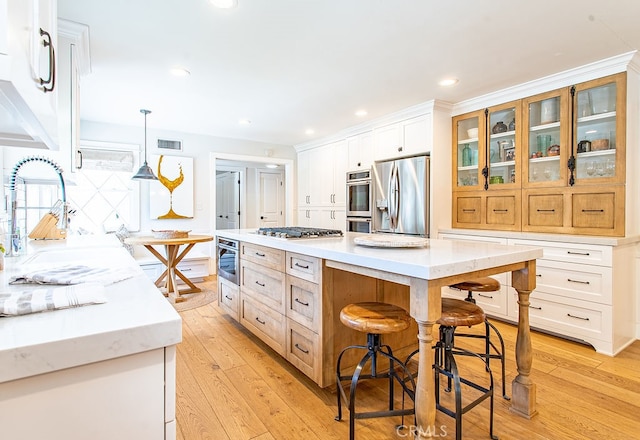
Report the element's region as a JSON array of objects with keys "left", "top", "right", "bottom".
[{"left": 176, "top": 282, "right": 640, "bottom": 440}]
